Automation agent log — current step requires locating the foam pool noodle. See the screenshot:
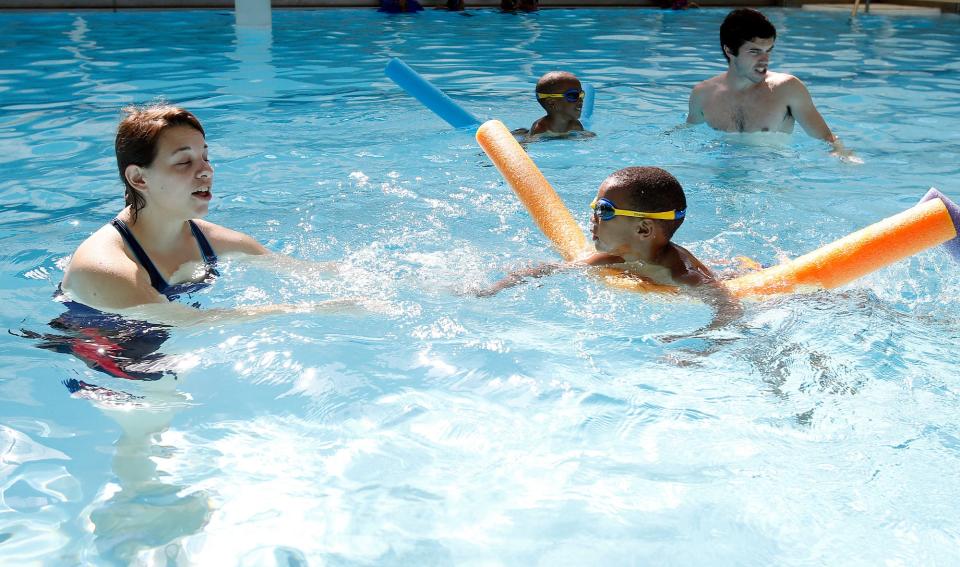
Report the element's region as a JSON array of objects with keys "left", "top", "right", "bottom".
[
  {"left": 580, "top": 83, "right": 595, "bottom": 130},
  {"left": 385, "top": 58, "right": 480, "bottom": 129},
  {"left": 723, "top": 197, "right": 957, "bottom": 297},
  {"left": 476, "top": 119, "right": 589, "bottom": 261}
]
